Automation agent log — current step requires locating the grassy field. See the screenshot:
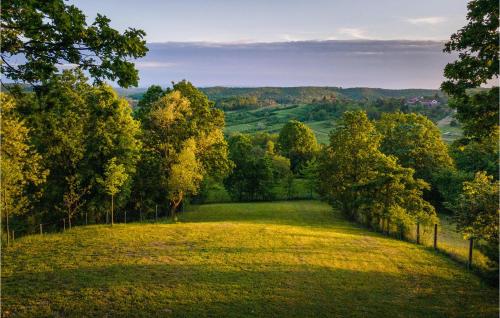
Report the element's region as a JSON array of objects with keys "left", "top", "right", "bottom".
[{"left": 2, "top": 201, "right": 497, "bottom": 317}]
